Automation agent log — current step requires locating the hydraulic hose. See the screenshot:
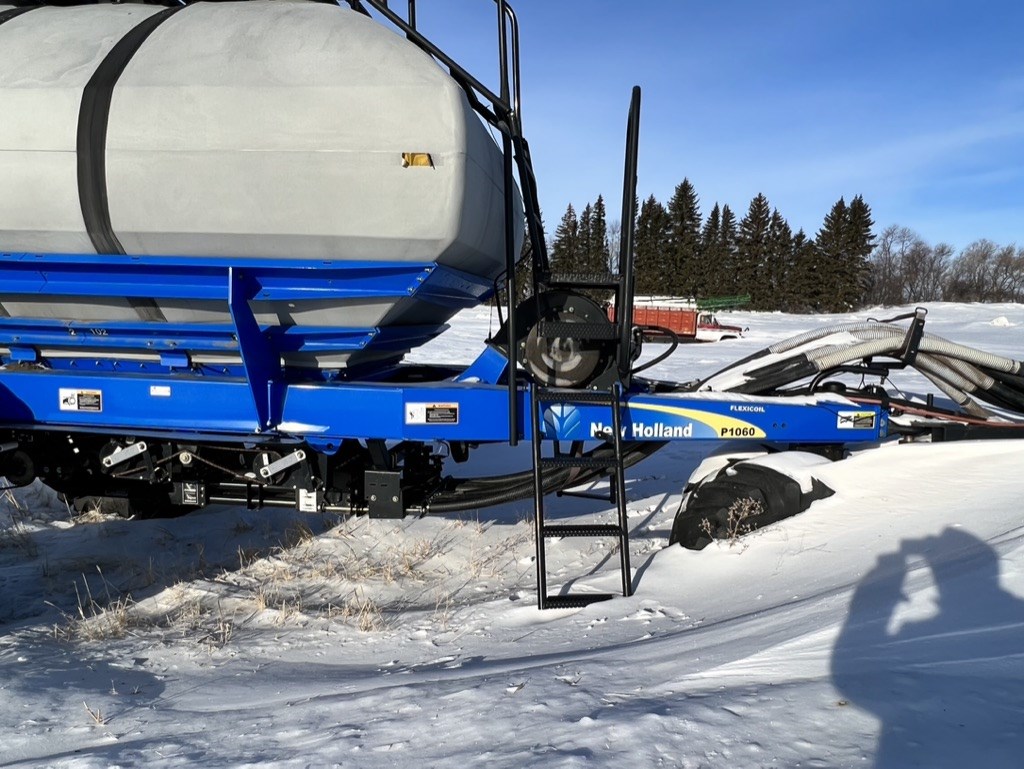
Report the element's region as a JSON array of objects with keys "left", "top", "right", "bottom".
[
  {"left": 426, "top": 440, "right": 664, "bottom": 513},
  {"left": 434, "top": 312, "right": 1024, "bottom": 513},
  {"left": 692, "top": 315, "right": 1024, "bottom": 427},
  {"left": 767, "top": 320, "right": 902, "bottom": 355}
]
